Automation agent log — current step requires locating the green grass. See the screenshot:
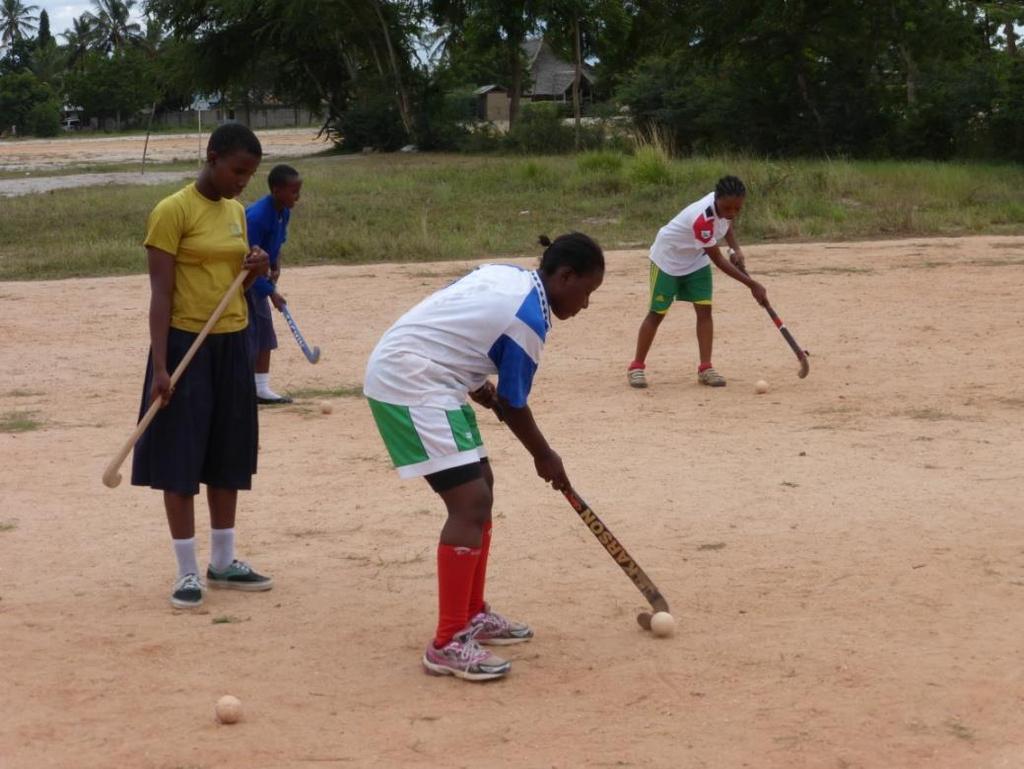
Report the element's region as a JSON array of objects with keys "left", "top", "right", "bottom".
[
  {"left": 2, "top": 153, "right": 1024, "bottom": 280},
  {"left": 0, "top": 411, "right": 41, "bottom": 432}
]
